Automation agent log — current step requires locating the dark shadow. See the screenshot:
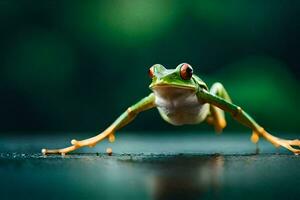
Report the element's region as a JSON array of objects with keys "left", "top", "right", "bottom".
[{"left": 121, "top": 154, "right": 224, "bottom": 200}]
